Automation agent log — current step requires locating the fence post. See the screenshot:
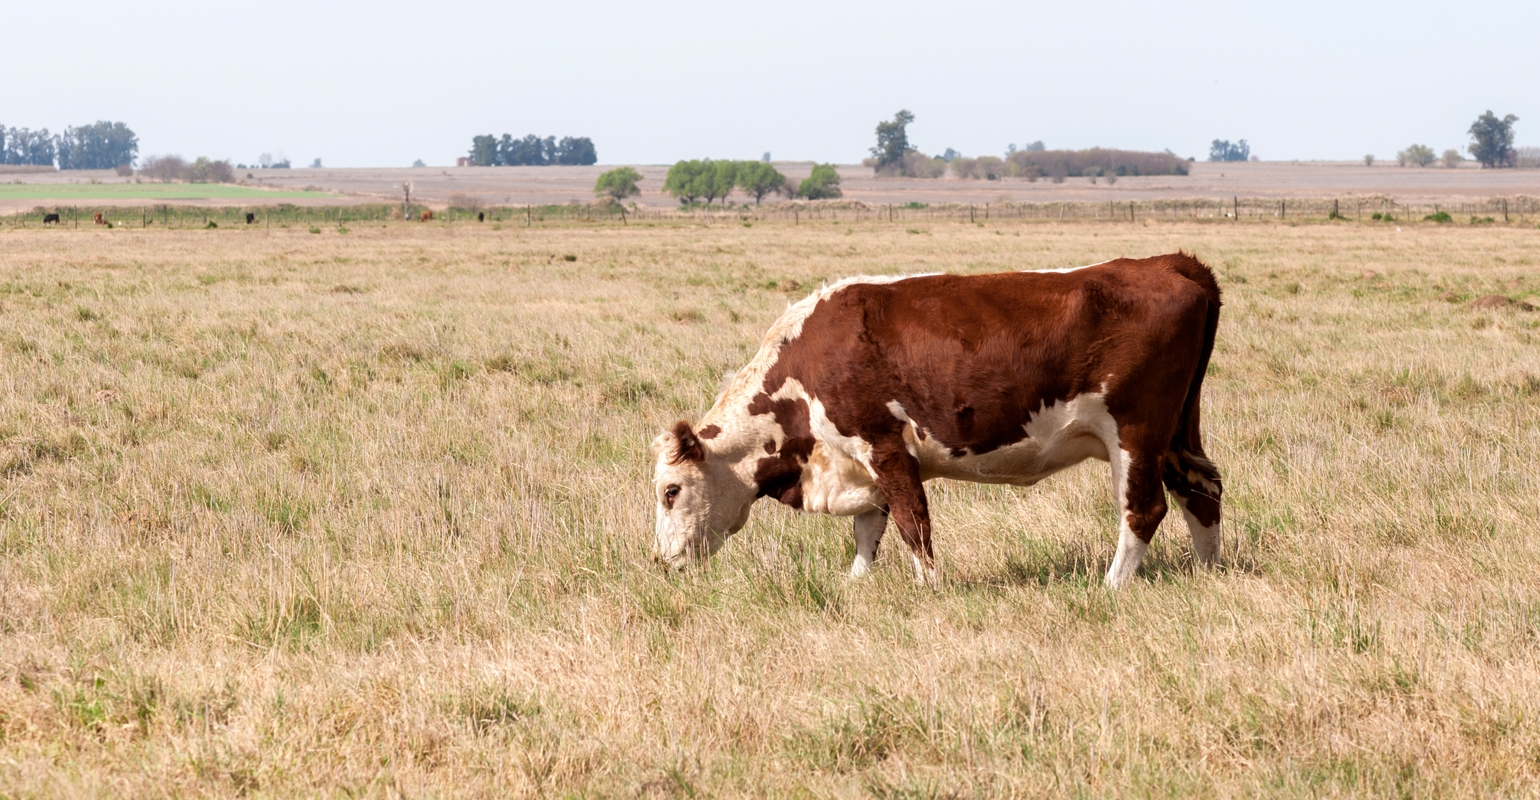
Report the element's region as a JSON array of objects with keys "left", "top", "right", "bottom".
[
  {"left": 1232, "top": 196, "right": 1237, "bottom": 220},
  {"left": 1503, "top": 198, "right": 1509, "bottom": 222},
  {"left": 1129, "top": 201, "right": 1134, "bottom": 222}
]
